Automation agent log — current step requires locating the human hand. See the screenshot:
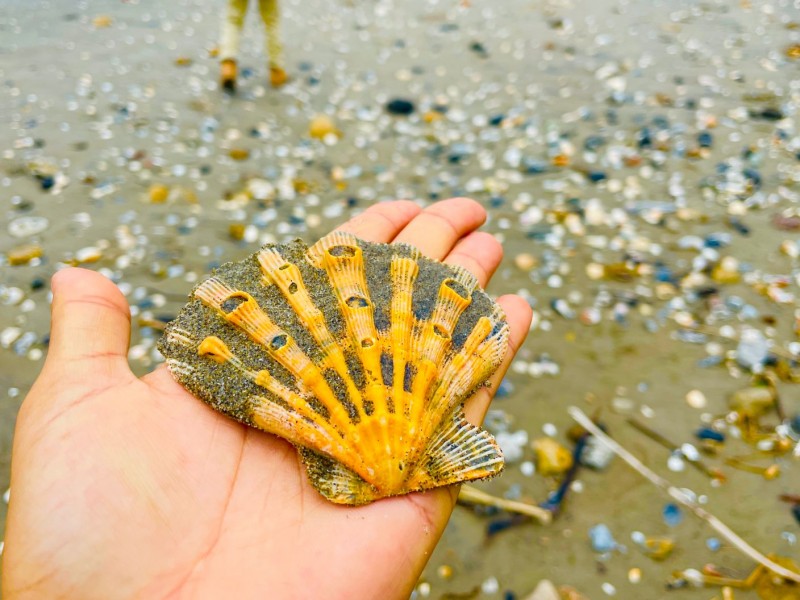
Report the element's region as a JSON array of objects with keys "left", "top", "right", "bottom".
[{"left": 2, "top": 198, "right": 532, "bottom": 599}]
